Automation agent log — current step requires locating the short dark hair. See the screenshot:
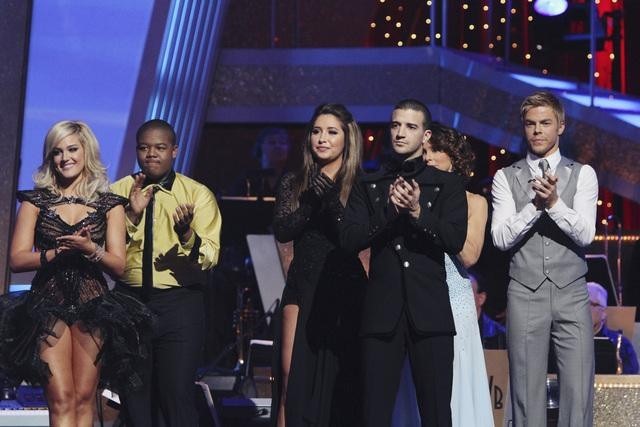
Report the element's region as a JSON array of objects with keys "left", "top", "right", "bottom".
[
  {"left": 468, "top": 268, "right": 486, "bottom": 293},
  {"left": 393, "top": 99, "right": 432, "bottom": 129},
  {"left": 136, "top": 119, "right": 177, "bottom": 145}
]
